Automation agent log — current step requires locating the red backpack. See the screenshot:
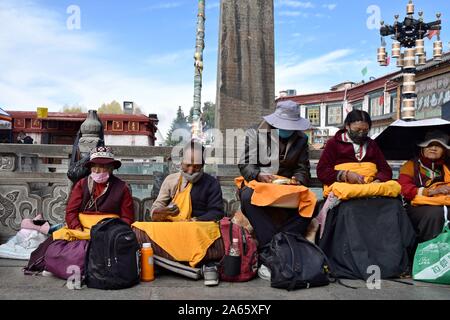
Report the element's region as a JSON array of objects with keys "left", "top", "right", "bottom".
[{"left": 219, "top": 217, "right": 258, "bottom": 282}]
